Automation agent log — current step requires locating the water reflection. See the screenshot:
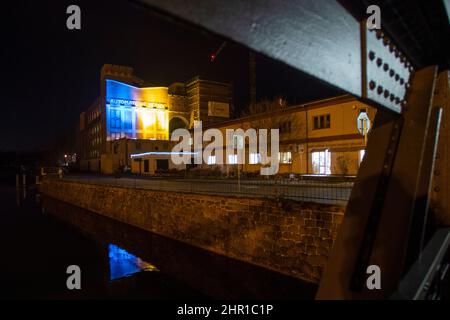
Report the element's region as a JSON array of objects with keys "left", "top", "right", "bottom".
[
  {"left": 109, "top": 244, "right": 158, "bottom": 281},
  {"left": 2, "top": 182, "right": 316, "bottom": 299},
  {"left": 42, "top": 196, "right": 317, "bottom": 299}
]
